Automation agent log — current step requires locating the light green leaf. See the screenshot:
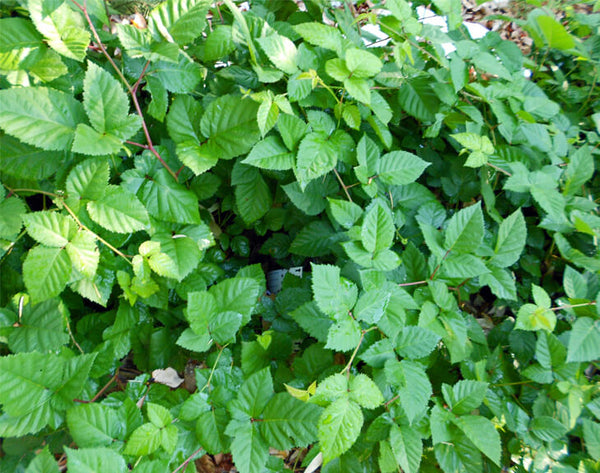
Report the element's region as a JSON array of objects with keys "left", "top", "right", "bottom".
[
  {"left": 166, "top": 95, "right": 203, "bottom": 143},
  {"left": 361, "top": 202, "right": 395, "bottom": 253},
  {"left": 232, "top": 163, "right": 272, "bottom": 224},
  {"left": 243, "top": 136, "right": 294, "bottom": 171},
  {"left": 515, "top": 304, "right": 556, "bottom": 332},
  {"left": 535, "top": 15, "right": 576, "bottom": 50},
  {"left": 441, "top": 380, "right": 488, "bottom": 415},
  {"left": 117, "top": 24, "right": 180, "bottom": 63},
  {"left": 563, "top": 146, "right": 594, "bottom": 196},
  {"left": 23, "top": 211, "right": 76, "bottom": 247},
  {"left": 146, "top": 233, "right": 201, "bottom": 281},
  {"left": 23, "top": 246, "right": 71, "bottom": 303},
  {"left": 0, "top": 87, "right": 85, "bottom": 151},
  {"left": 209, "top": 311, "right": 242, "bottom": 344},
  {"left": 87, "top": 185, "right": 149, "bottom": 233},
  {"left": 204, "top": 25, "right": 235, "bottom": 61},
  {"left": 200, "top": 95, "right": 260, "bottom": 160},
  {"left": 395, "top": 326, "right": 440, "bottom": 359},
  {"left": 384, "top": 359, "right": 432, "bottom": 424},
  {"left": 389, "top": 424, "right": 422, "bottom": 473},
  {"left": 296, "top": 132, "right": 339, "bottom": 184},
  {"left": 229, "top": 421, "right": 269, "bottom": 473},
  {"left": 0, "top": 197, "right": 26, "bottom": 240},
  {"left": 354, "top": 289, "right": 390, "bottom": 324},
  {"left": 310, "top": 373, "right": 348, "bottom": 407},
  {"left": 444, "top": 202, "right": 484, "bottom": 253},
  {"left": 326, "top": 316, "right": 362, "bottom": 352},
  {"left": 277, "top": 113, "right": 309, "bottom": 151},
  {"left": 123, "top": 423, "right": 162, "bottom": 455},
  {"left": 67, "top": 403, "right": 125, "bottom": 448},
  {"left": 480, "top": 266, "right": 517, "bottom": 300},
  {"left": 66, "top": 447, "right": 127, "bottom": 473},
  {"left": 397, "top": 76, "right": 439, "bottom": 122},
  {"left": 176, "top": 141, "right": 219, "bottom": 175},
  {"left": 452, "top": 415, "right": 501, "bottom": 466},
  {"left": 583, "top": 419, "right": 600, "bottom": 461},
  {"left": 489, "top": 209, "right": 526, "bottom": 267},
  {"left": 328, "top": 198, "right": 363, "bottom": 229},
  {"left": 311, "top": 263, "right": 358, "bottom": 319},
  {"left": 529, "top": 416, "right": 568, "bottom": 441},
  {"left": 149, "top": 0, "right": 210, "bottom": 45},
  {"left": 318, "top": 398, "right": 363, "bottom": 464},
  {"left": 260, "top": 393, "right": 321, "bottom": 449},
  {"left": 25, "top": 448, "right": 60, "bottom": 473},
  {"left": 345, "top": 48, "right": 382, "bottom": 78},
  {"left": 209, "top": 277, "right": 262, "bottom": 325},
  {"left": 153, "top": 54, "right": 203, "bottom": 93},
  {"left": 0, "top": 18, "right": 45, "bottom": 70},
  {"left": 71, "top": 124, "right": 127, "bottom": 156},
  {"left": 567, "top": 317, "right": 600, "bottom": 363},
  {"left": 294, "top": 22, "right": 343, "bottom": 53},
  {"left": 344, "top": 77, "right": 371, "bottom": 104},
  {"left": 349, "top": 374, "right": 384, "bottom": 409},
  {"left": 66, "top": 159, "right": 109, "bottom": 201},
  {"left": 28, "top": 0, "right": 89, "bottom": 61},
  {"left": 66, "top": 230, "right": 99, "bottom": 278},
  {"left": 377, "top": 151, "right": 430, "bottom": 186},
  {"left": 7, "top": 299, "right": 68, "bottom": 353},
  {"left": 257, "top": 32, "right": 298, "bottom": 74}
]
